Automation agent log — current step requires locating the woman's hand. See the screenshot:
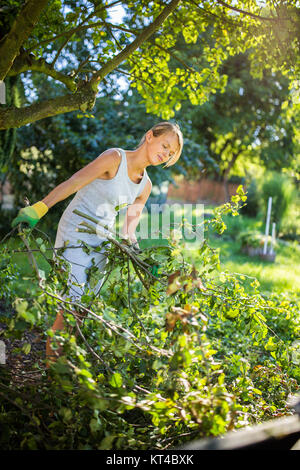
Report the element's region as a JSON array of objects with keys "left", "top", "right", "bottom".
[
  {"left": 11, "top": 201, "right": 48, "bottom": 228},
  {"left": 131, "top": 240, "right": 141, "bottom": 253},
  {"left": 120, "top": 235, "right": 141, "bottom": 253}
]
